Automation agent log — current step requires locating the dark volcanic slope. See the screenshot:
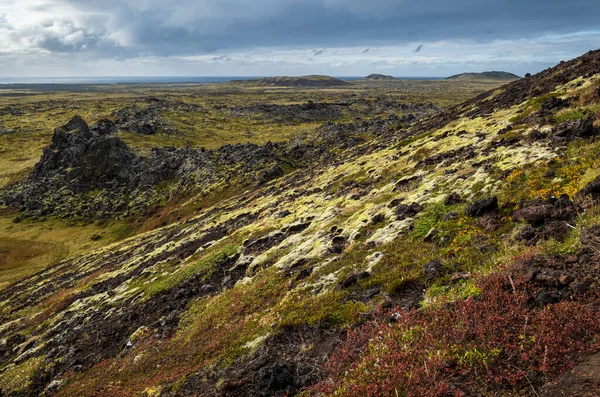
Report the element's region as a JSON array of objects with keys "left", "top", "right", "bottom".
[
  {"left": 1, "top": 50, "right": 600, "bottom": 397},
  {"left": 420, "top": 49, "right": 600, "bottom": 132}
]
